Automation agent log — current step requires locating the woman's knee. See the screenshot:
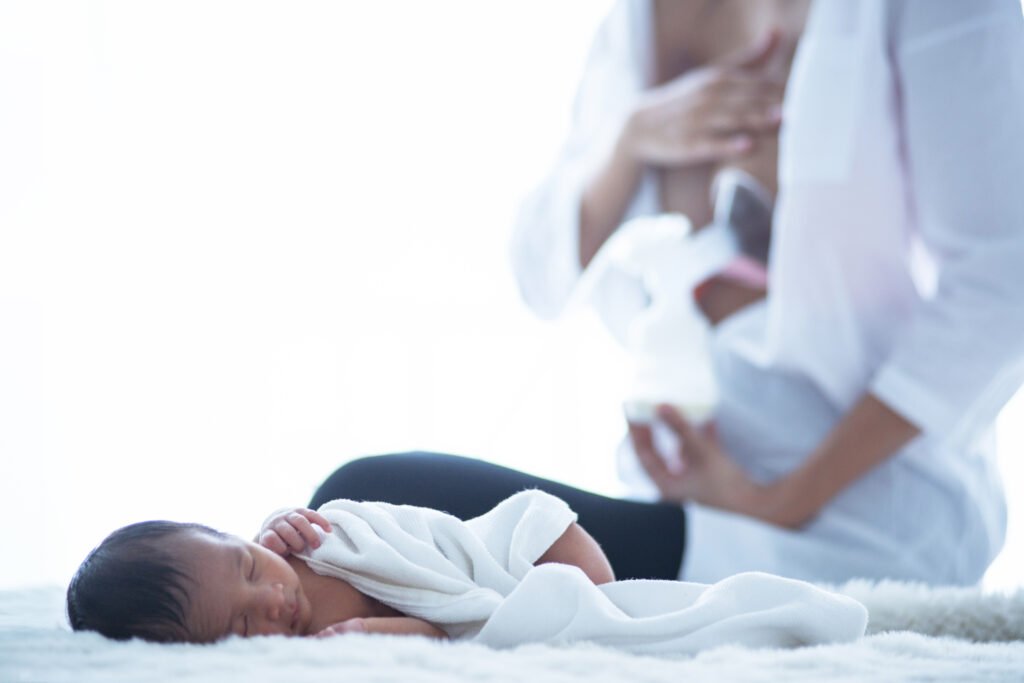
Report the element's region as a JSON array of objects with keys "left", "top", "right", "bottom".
[{"left": 309, "top": 452, "right": 443, "bottom": 508}]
